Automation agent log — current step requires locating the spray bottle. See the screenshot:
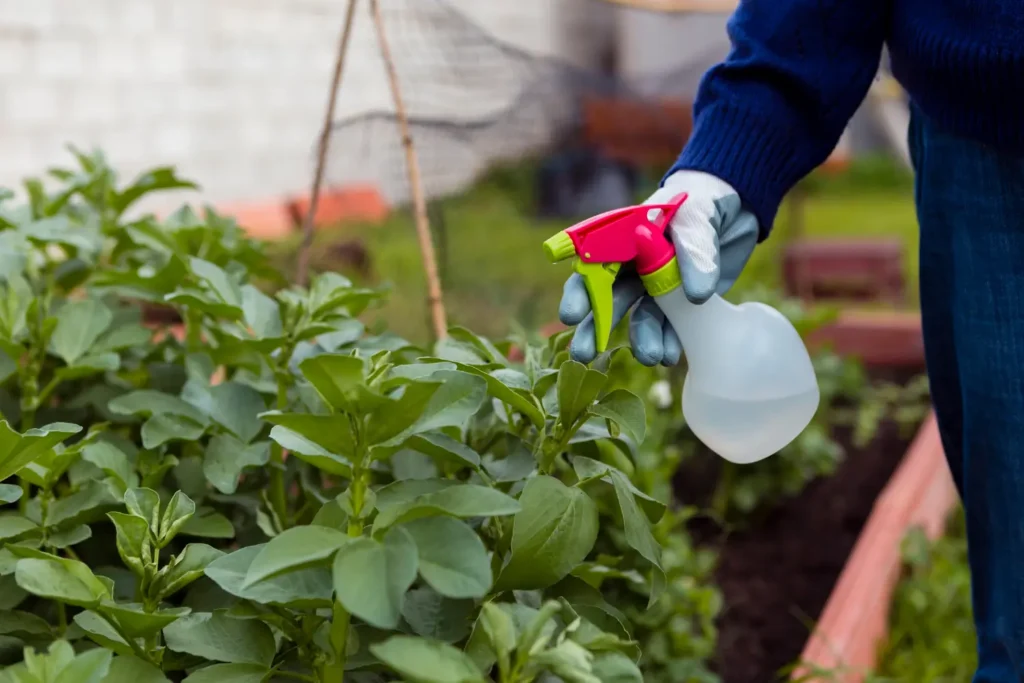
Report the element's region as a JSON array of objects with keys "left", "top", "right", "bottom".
[{"left": 543, "top": 193, "right": 819, "bottom": 464}]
